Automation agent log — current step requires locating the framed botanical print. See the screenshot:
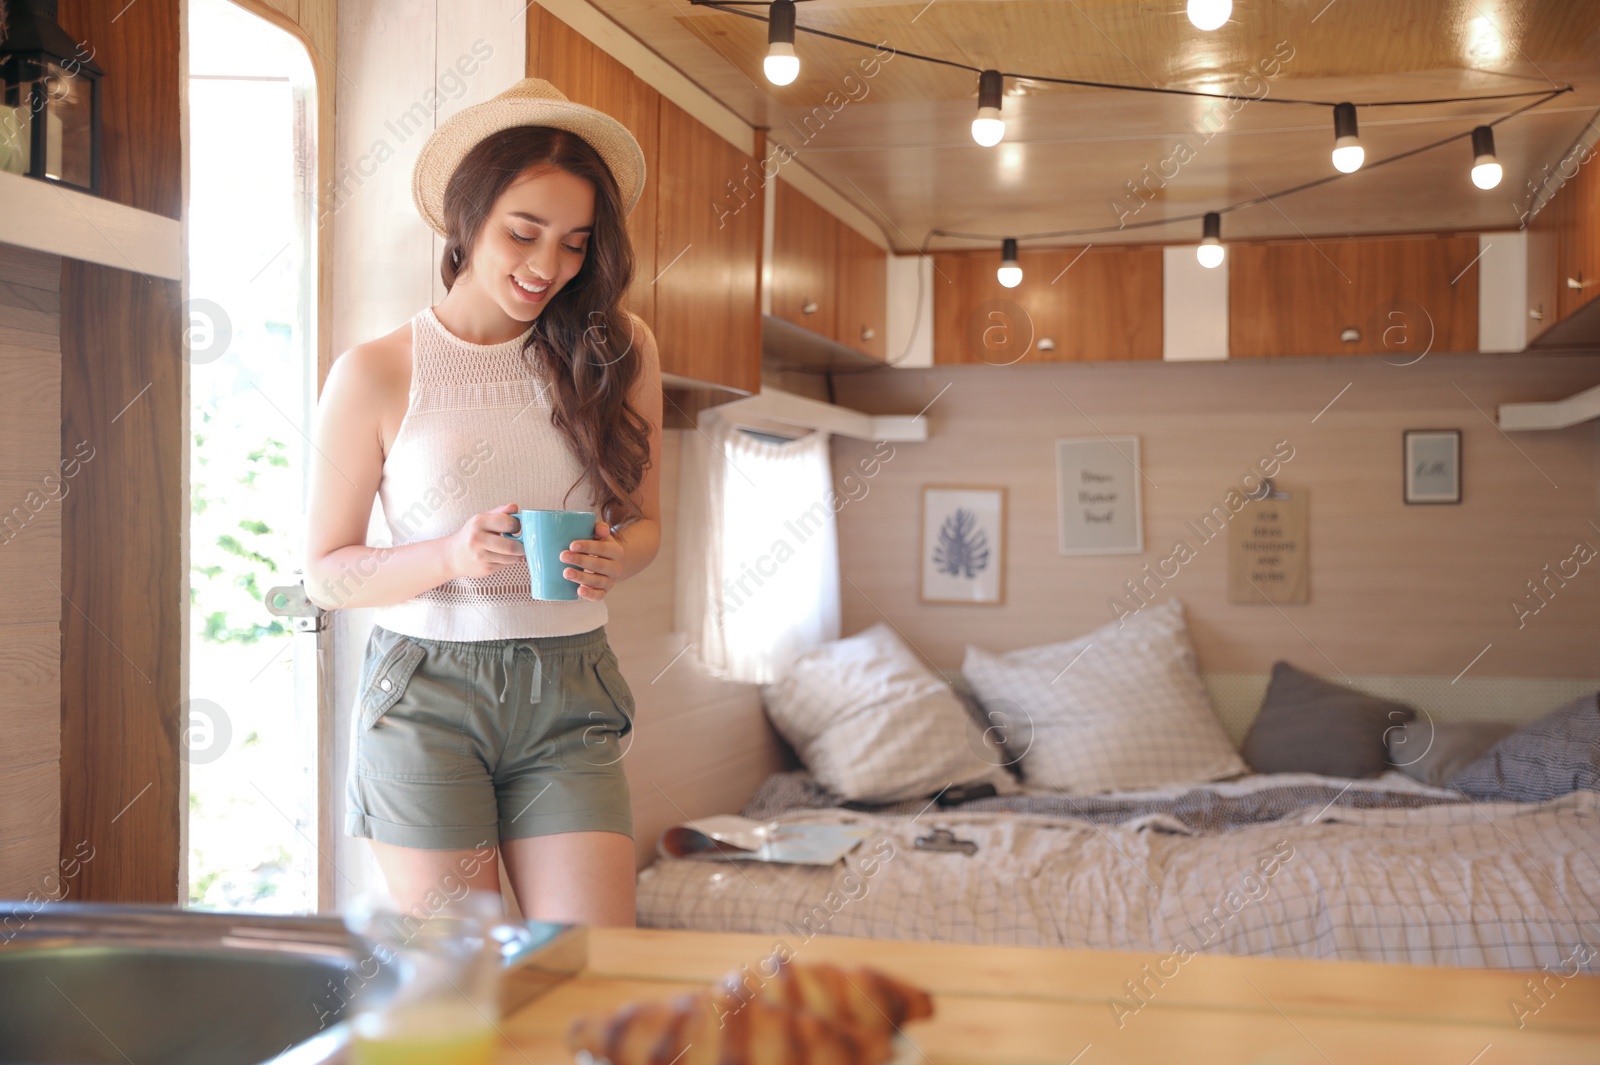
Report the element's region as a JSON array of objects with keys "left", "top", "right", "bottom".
[
  {"left": 1404, "top": 429, "right": 1461, "bottom": 504},
  {"left": 920, "top": 485, "right": 1006, "bottom": 605}
]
